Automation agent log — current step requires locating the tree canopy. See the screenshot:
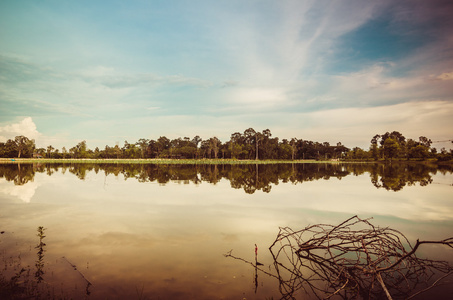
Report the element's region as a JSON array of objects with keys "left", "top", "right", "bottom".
[{"left": 0, "top": 129, "right": 451, "bottom": 161}]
